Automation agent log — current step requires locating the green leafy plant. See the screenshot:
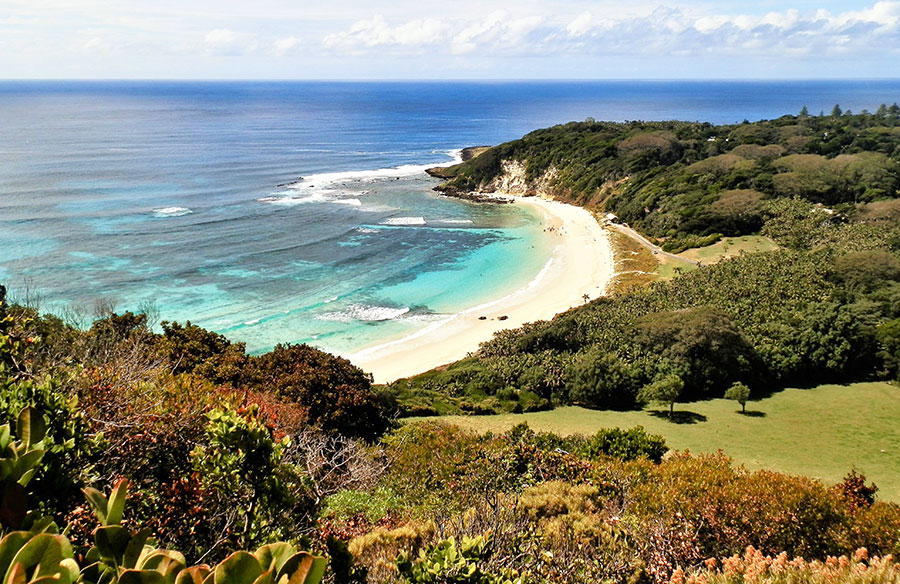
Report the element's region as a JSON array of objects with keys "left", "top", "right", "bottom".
[
  {"left": 0, "top": 408, "right": 47, "bottom": 532},
  {"left": 396, "top": 535, "right": 525, "bottom": 584},
  {"left": 191, "top": 406, "right": 293, "bottom": 551}
]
